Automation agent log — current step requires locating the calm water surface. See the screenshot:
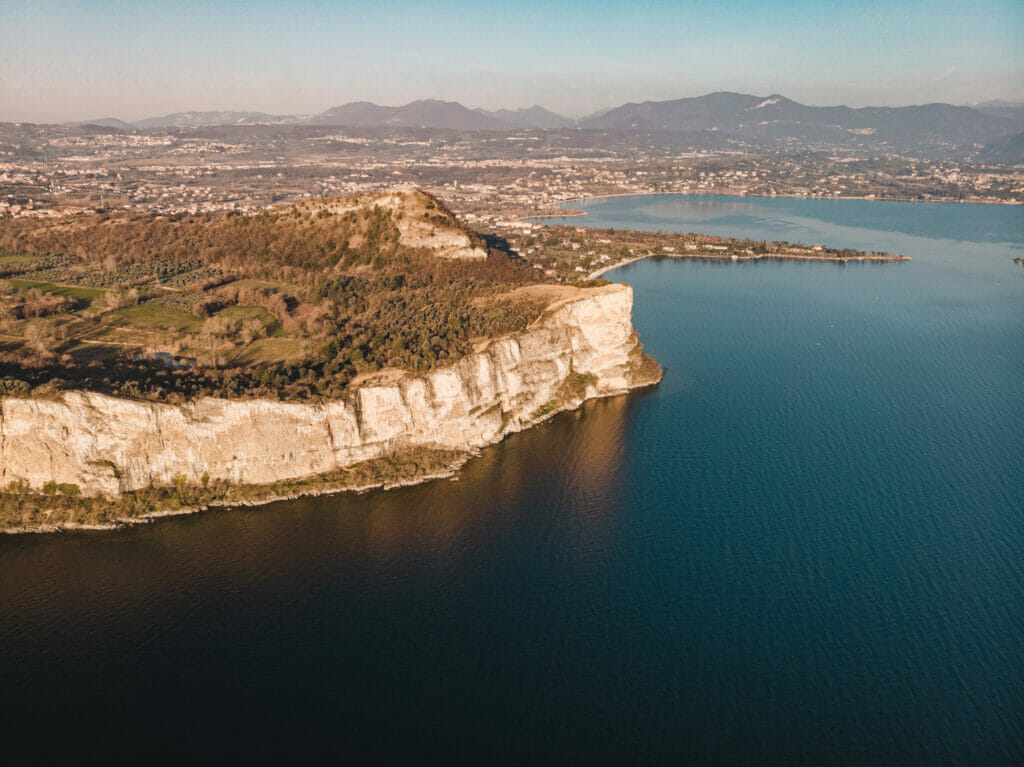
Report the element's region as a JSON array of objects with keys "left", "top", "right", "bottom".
[{"left": 2, "top": 195, "right": 1022, "bottom": 764}]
